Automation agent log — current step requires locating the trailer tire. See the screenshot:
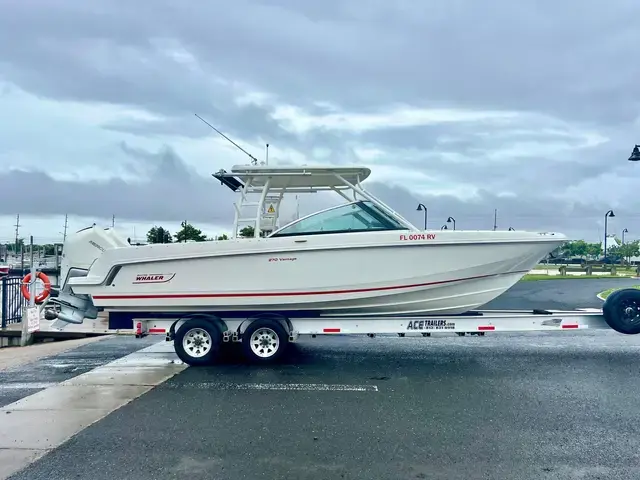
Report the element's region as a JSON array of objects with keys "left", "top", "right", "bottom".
[
  {"left": 241, "top": 318, "right": 289, "bottom": 364},
  {"left": 603, "top": 288, "right": 640, "bottom": 335},
  {"left": 174, "top": 318, "right": 222, "bottom": 366}
]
